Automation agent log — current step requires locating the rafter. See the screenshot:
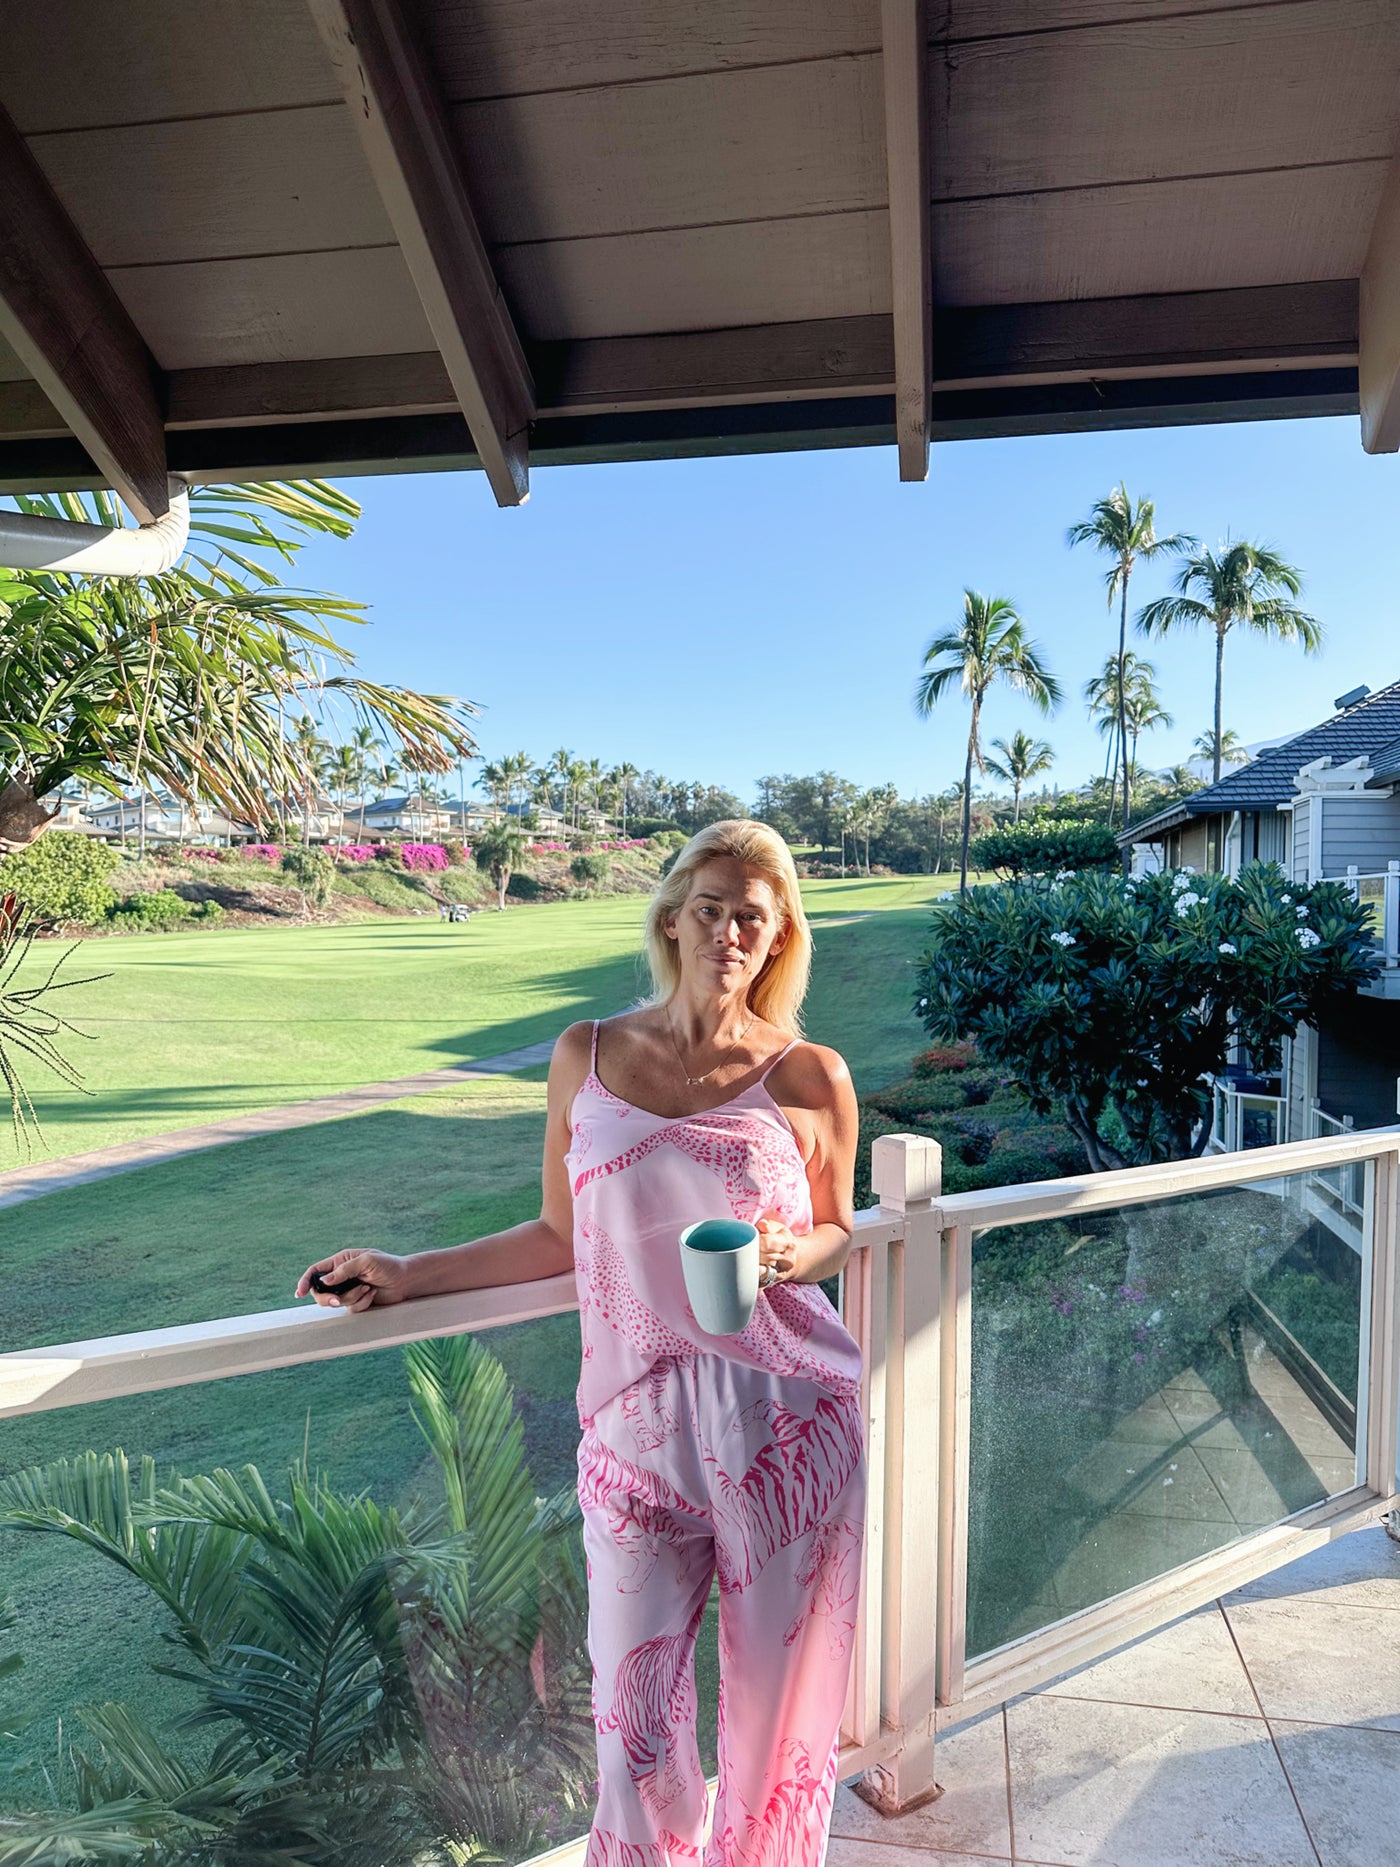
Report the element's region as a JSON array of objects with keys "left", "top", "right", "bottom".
[
  {"left": 308, "top": 0, "right": 534, "bottom": 505},
  {"left": 881, "top": 0, "right": 933, "bottom": 481},
  {"left": 0, "top": 101, "right": 168, "bottom": 523},
  {"left": 1360, "top": 150, "right": 1400, "bottom": 454}
]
